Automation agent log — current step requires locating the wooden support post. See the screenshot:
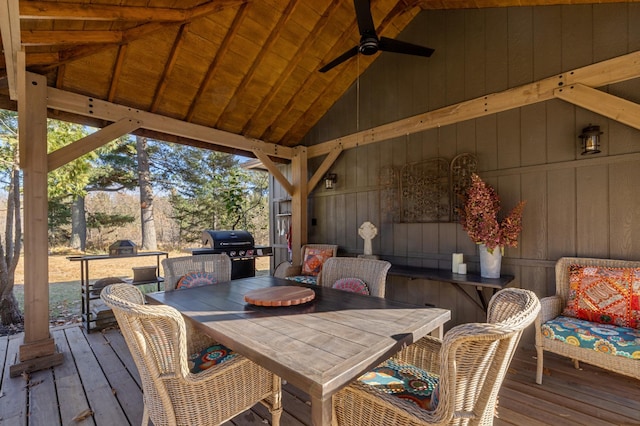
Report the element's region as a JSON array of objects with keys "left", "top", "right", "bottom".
[
  {"left": 290, "top": 146, "right": 307, "bottom": 266},
  {"left": 11, "top": 70, "right": 63, "bottom": 377}
]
